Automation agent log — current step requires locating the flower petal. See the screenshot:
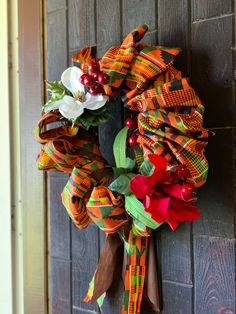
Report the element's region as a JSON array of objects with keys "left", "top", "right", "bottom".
[
  {"left": 130, "top": 175, "right": 154, "bottom": 199},
  {"left": 59, "top": 95, "right": 84, "bottom": 119},
  {"left": 61, "top": 66, "right": 85, "bottom": 95},
  {"left": 168, "top": 198, "right": 200, "bottom": 223},
  {"left": 148, "top": 154, "right": 167, "bottom": 186},
  {"left": 85, "top": 94, "right": 109, "bottom": 110},
  {"left": 43, "top": 99, "right": 65, "bottom": 112}
]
